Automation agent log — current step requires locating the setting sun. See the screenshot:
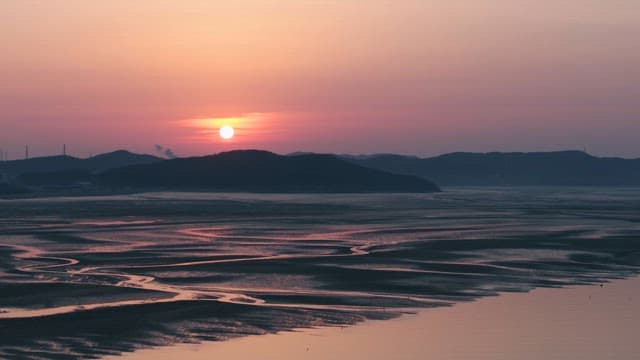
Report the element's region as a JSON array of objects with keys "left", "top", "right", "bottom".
[
  {"left": 219, "top": 125, "right": 235, "bottom": 139},
  {"left": 3, "top": 2, "right": 640, "bottom": 360}
]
